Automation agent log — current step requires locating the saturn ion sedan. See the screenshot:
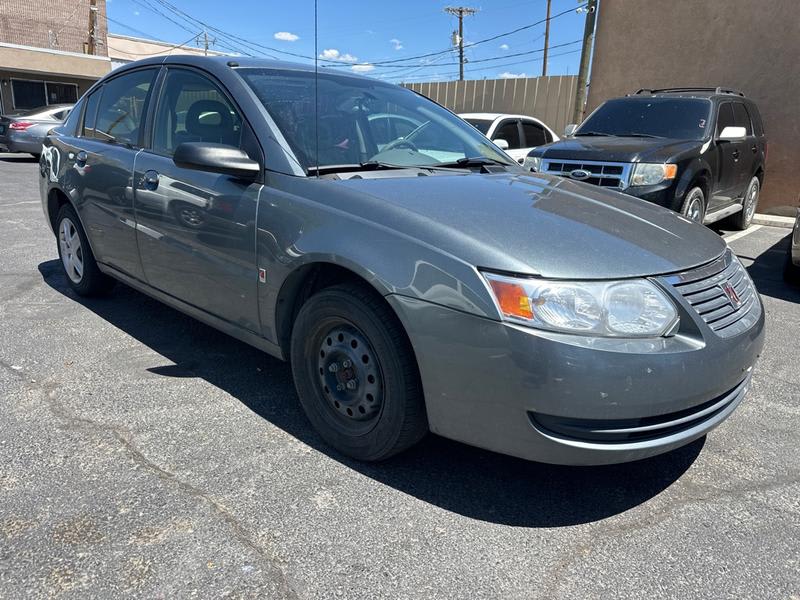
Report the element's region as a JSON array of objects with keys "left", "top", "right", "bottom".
[{"left": 38, "top": 56, "right": 765, "bottom": 465}]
